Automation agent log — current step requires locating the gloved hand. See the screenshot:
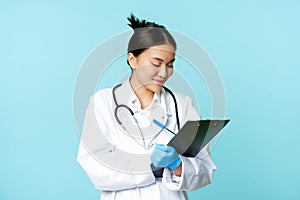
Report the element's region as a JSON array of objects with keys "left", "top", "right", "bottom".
[{"left": 150, "top": 144, "right": 182, "bottom": 170}]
